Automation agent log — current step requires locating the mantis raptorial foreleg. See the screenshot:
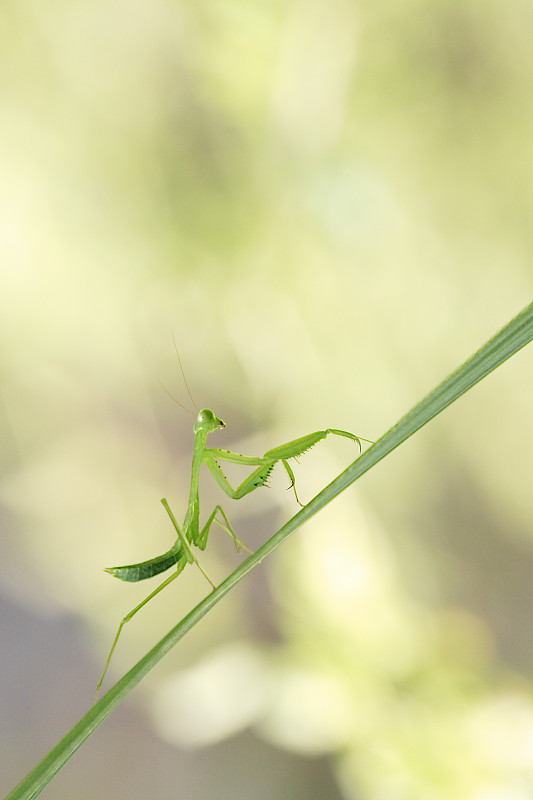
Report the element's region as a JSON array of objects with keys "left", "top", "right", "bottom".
[
  {"left": 206, "top": 426, "right": 368, "bottom": 507},
  {"left": 96, "top": 407, "right": 372, "bottom": 699}
]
